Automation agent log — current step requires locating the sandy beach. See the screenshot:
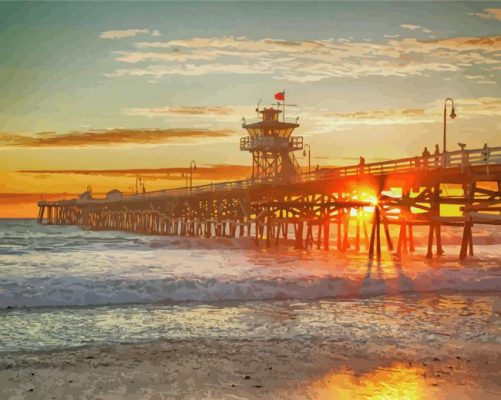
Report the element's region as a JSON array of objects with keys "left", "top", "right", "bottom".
[{"left": 1, "top": 337, "right": 501, "bottom": 399}]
